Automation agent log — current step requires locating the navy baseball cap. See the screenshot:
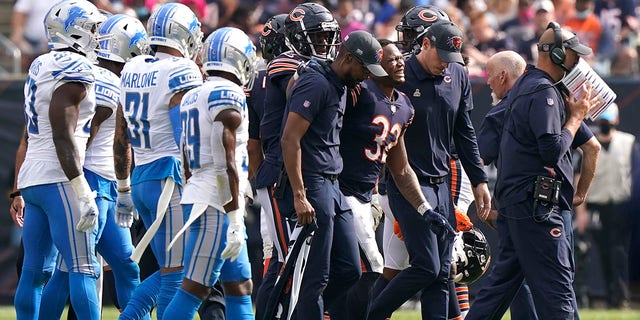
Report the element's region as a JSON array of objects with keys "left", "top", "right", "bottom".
[
  {"left": 342, "top": 30, "right": 388, "bottom": 77},
  {"left": 425, "top": 21, "right": 464, "bottom": 64}
]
